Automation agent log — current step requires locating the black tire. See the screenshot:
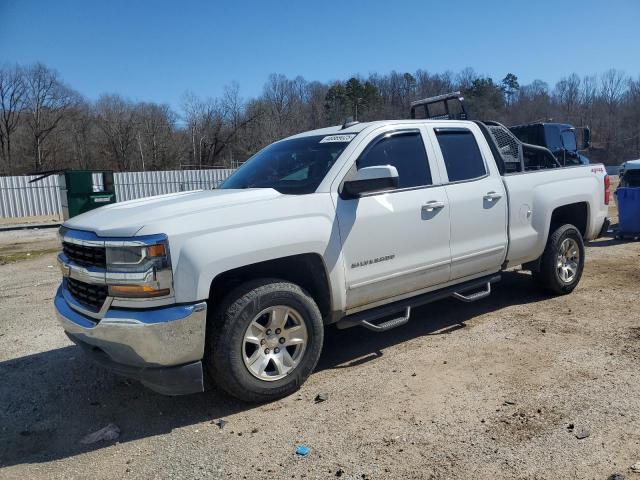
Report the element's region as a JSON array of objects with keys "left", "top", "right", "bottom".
[
  {"left": 205, "top": 278, "right": 324, "bottom": 402},
  {"left": 532, "top": 224, "right": 585, "bottom": 295}
]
